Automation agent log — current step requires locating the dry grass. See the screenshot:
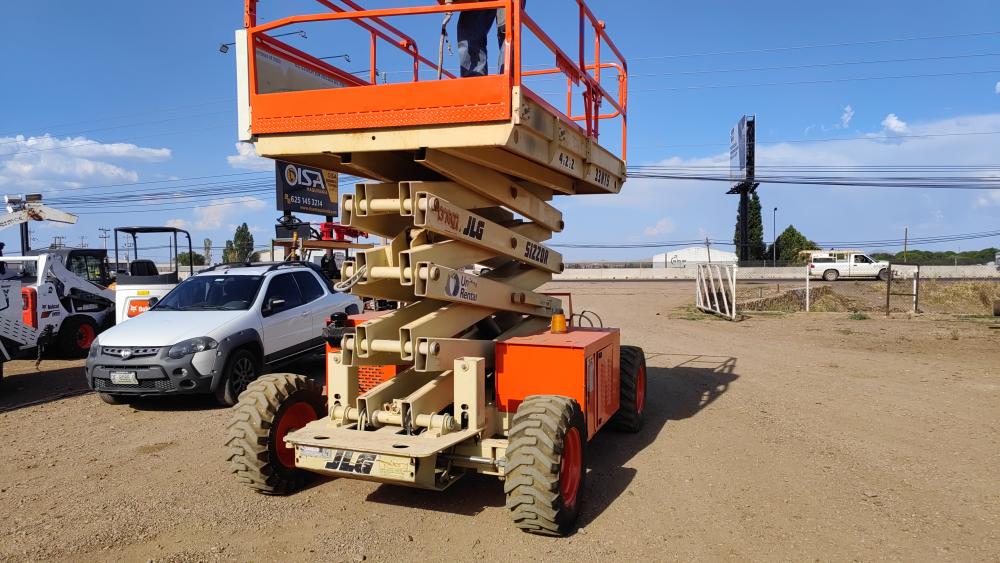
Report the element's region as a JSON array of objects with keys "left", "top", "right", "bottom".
[{"left": 918, "top": 280, "right": 1000, "bottom": 315}]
